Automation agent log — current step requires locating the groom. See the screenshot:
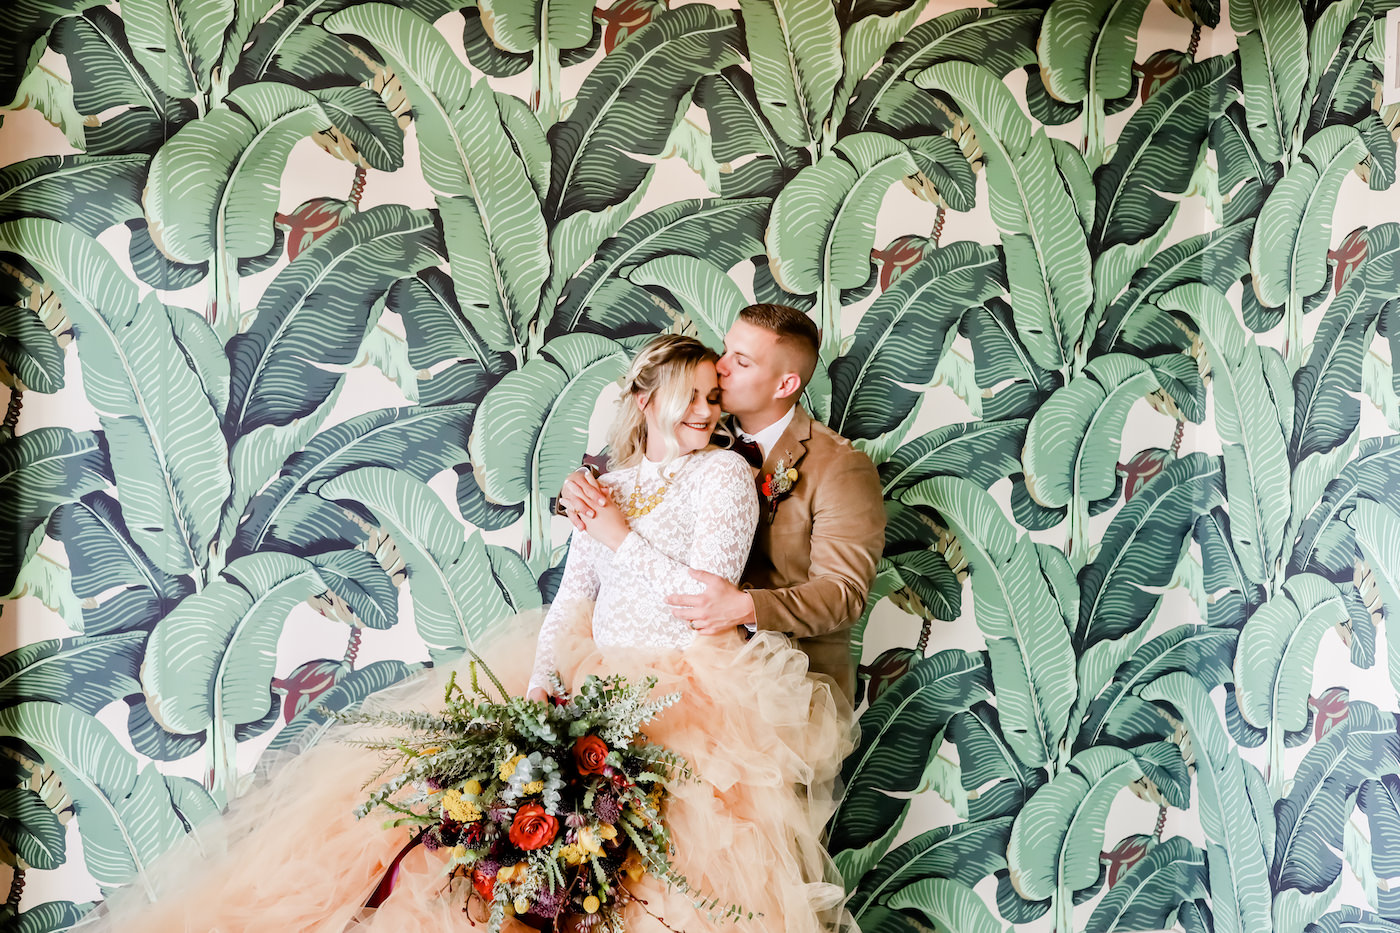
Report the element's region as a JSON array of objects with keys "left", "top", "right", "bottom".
[{"left": 559, "top": 304, "right": 886, "bottom": 703}]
